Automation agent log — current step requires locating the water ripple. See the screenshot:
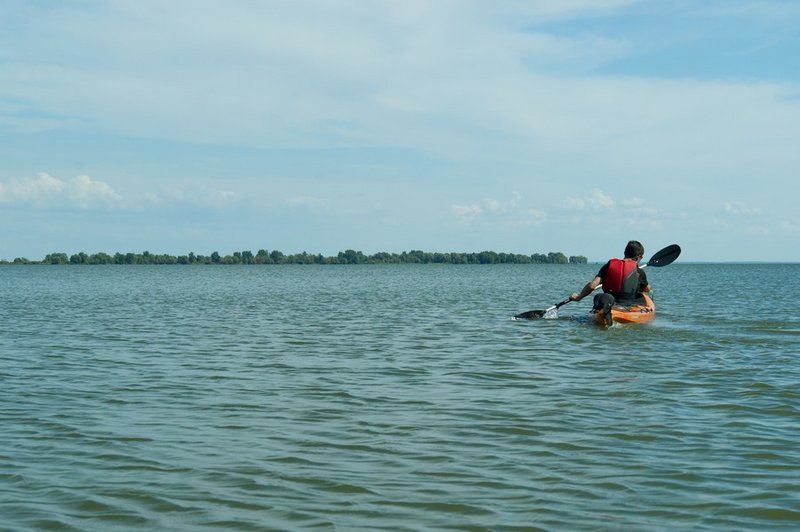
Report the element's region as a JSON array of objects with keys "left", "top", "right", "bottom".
[{"left": 1, "top": 264, "right": 799, "bottom": 529}]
